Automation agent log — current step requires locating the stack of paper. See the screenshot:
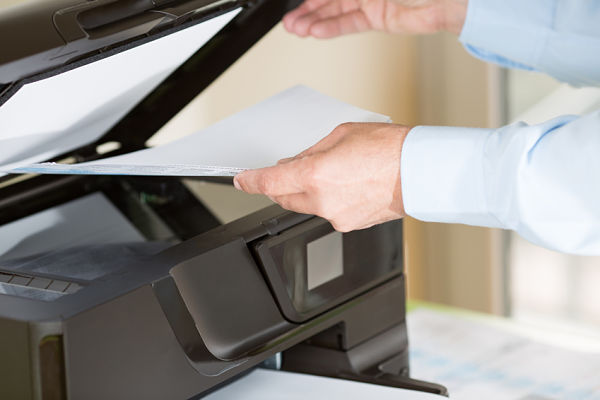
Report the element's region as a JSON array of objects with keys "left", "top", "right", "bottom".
[{"left": 7, "top": 86, "right": 391, "bottom": 176}]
